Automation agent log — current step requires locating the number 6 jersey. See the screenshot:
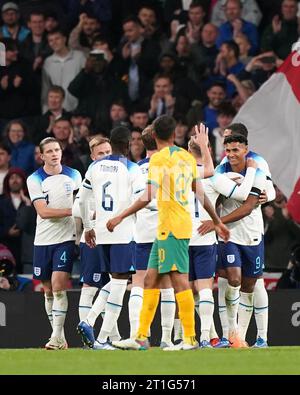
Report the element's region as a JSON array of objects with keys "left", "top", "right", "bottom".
[{"left": 82, "top": 155, "right": 145, "bottom": 244}]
